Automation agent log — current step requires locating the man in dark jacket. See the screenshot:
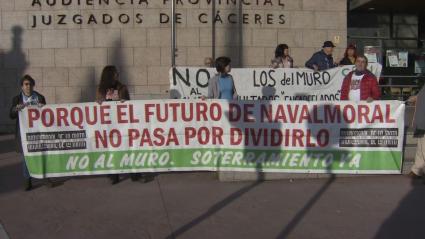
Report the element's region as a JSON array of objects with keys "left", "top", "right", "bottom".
[
  {"left": 305, "top": 41, "right": 338, "bottom": 71},
  {"left": 9, "top": 75, "right": 46, "bottom": 191}
]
